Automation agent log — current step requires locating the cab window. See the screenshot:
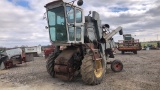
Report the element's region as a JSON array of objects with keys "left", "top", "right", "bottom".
[
  {"left": 76, "top": 9, "right": 82, "bottom": 23},
  {"left": 66, "top": 6, "right": 74, "bottom": 23}
]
